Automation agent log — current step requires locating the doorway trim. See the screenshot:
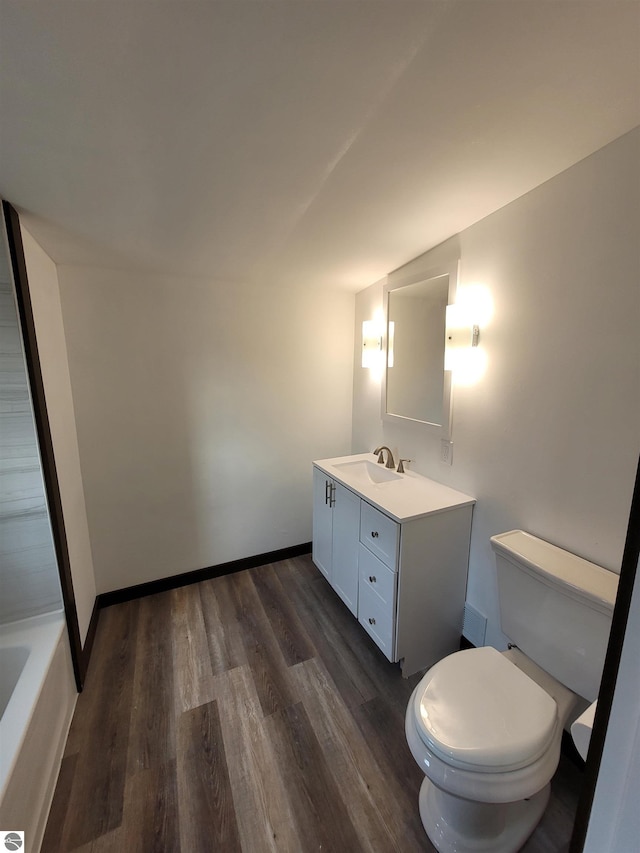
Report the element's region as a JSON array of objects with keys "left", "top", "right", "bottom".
[
  {"left": 3, "top": 200, "right": 86, "bottom": 691},
  {"left": 569, "top": 456, "right": 640, "bottom": 850}
]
